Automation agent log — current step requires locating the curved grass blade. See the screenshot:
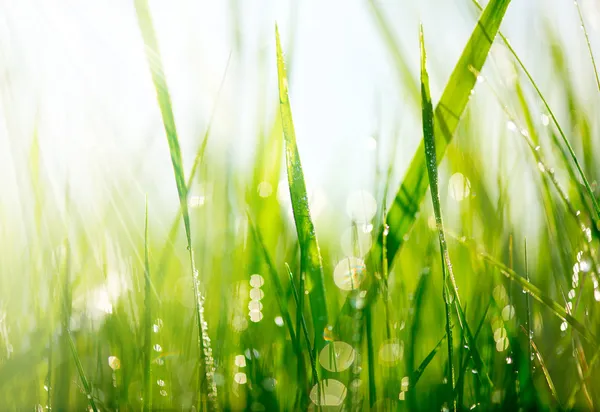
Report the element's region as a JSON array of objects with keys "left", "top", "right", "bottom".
[
  {"left": 411, "top": 334, "right": 446, "bottom": 388},
  {"left": 368, "top": 0, "right": 420, "bottom": 108},
  {"left": 420, "top": 26, "right": 456, "bottom": 409},
  {"left": 275, "top": 25, "right": 328, "bottom": 351},
  {"left": 157, "top": 53, "right": 232, "bottom": 275},
  {"left": 134, "top": 1, "right": 218, "bottom": 407},
  {"left": 367, "top": 0, "right": 511, "bottom": 274},
  {"left": 66, "top": 332, "right": 98, "bottom": 412},
  {"left": 451, "top": 234, "right": 599, "bottom": 347},
  {"left": 573, "top": 0, "right": 600, "bottom": 92},
  {"left": 247, "top": 214, "right": 300, "bottom": 353},
  {"left": 469, "top": 0, "right": 600, "bottom": 225},
  {"left": 143, "top": 199, "right": 152, "bottom": 412},
  {"left": 521, "top": 326, "right": 562, "bottom": 409},
  {"left": 285, "top": 263, "right": 320, "bottom": 386}
]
